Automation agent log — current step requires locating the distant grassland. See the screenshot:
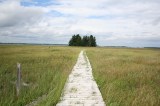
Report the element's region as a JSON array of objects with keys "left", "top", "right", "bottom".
[
  {"left": 87, "top": 48, "right": 160, "bottom": 106},
  {"left": 0, "top": 45, "right": 81, "bottom": 106},
  {"left": 0, "top": 45, "right": 160, "bottom": 106}
]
